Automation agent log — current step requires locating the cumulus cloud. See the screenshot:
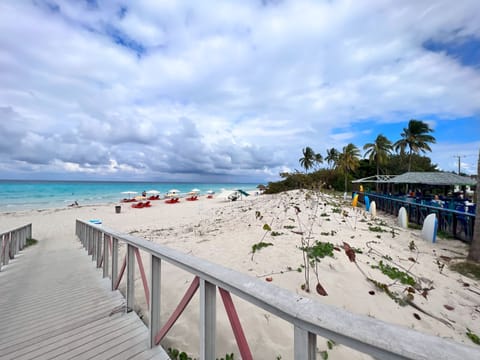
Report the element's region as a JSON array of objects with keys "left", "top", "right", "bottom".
[{"left": 1, "top": 0, "right": 479, "bottom": 181}]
